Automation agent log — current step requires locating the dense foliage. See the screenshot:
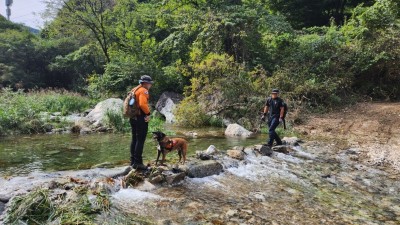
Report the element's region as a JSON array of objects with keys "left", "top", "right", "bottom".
[{"left": 0, "top": 0, "right": 399, "bottom": 127}]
